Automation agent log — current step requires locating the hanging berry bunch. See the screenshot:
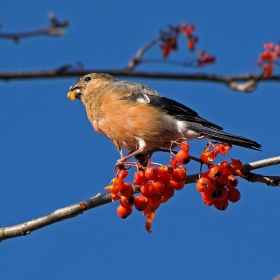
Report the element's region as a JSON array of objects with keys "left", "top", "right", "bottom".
[{"left": 103, "top": 141, "right": 245, "bottom": 233}]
